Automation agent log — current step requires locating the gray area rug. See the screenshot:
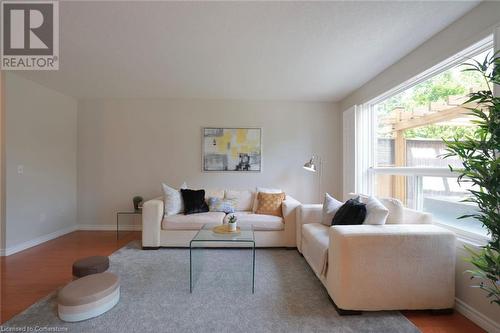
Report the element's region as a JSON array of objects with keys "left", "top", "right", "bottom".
[{"left": 3, "top": 241, "right": 420, "bottom": 333}]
